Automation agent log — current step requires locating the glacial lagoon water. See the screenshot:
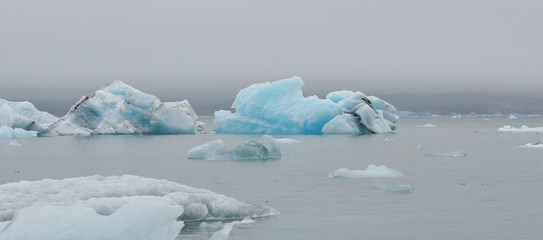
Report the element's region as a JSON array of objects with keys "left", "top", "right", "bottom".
[{"left": 1, "top": 117, "right": 542, "bottom": 239}]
